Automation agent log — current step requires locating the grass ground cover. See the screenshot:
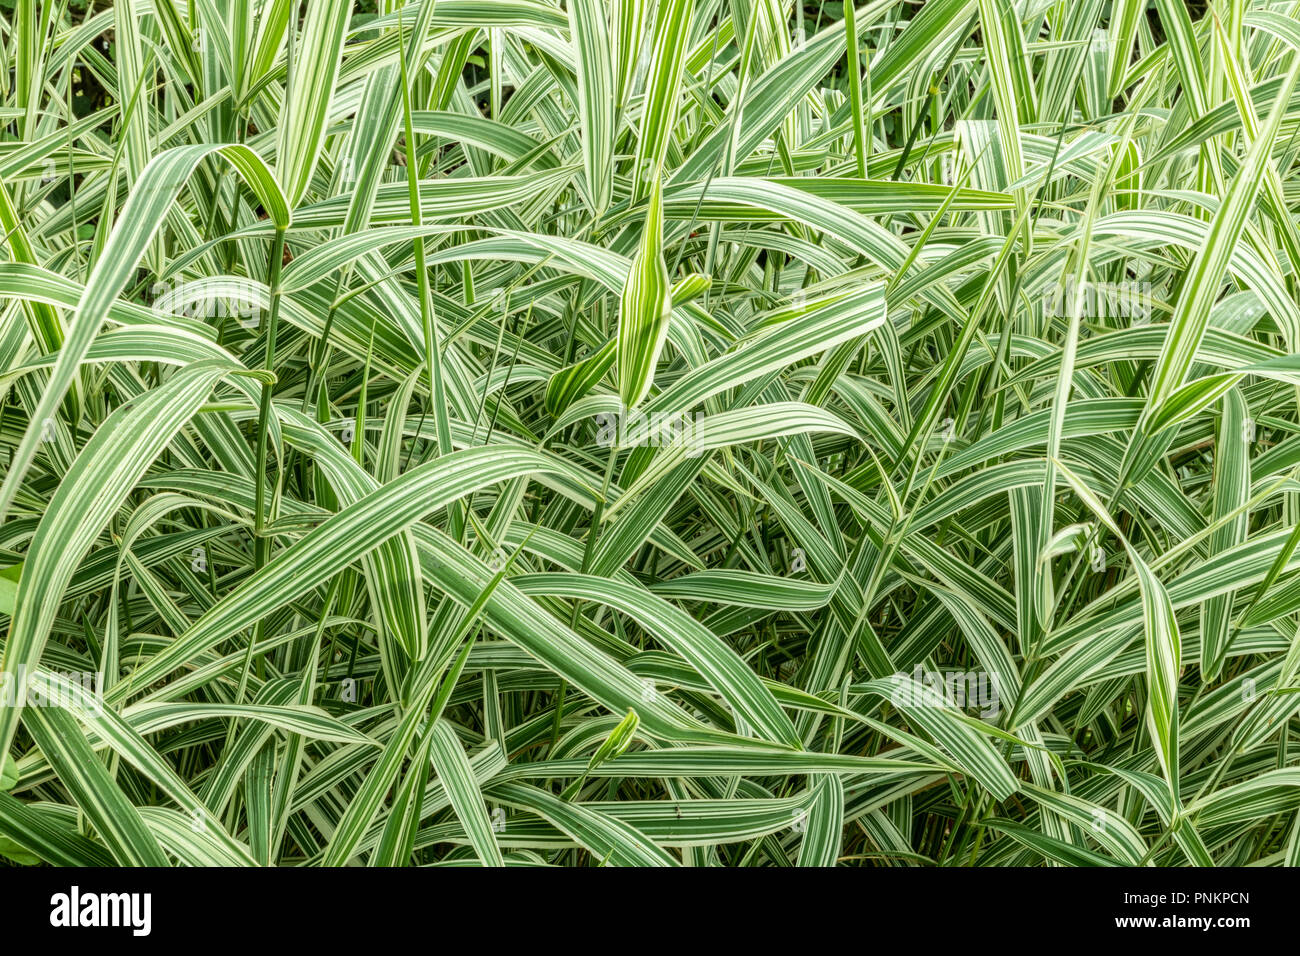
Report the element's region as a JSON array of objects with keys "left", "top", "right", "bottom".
[{"left": 2, "top": 0, "right": 1300, "bottom": 867}]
